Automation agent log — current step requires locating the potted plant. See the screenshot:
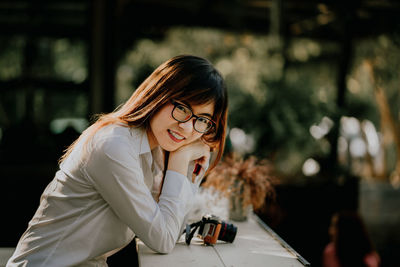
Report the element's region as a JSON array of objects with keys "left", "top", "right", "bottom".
[{"left": 202, "top": 152, "right": 278, "bottom": 221}]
